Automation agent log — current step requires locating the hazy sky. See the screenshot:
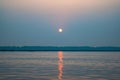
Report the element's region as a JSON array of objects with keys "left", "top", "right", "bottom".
[{"left": 0, "top": 0, "right": 120, "bottom": 46}]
